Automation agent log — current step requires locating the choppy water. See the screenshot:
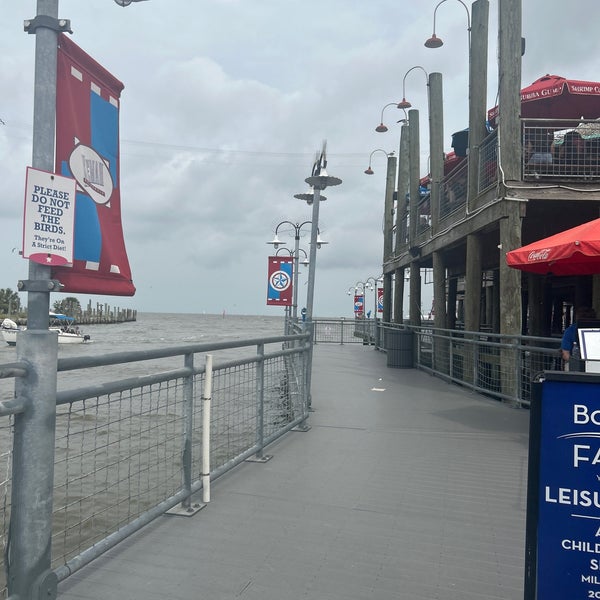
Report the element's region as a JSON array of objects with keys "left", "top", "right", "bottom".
[{"left": 0, "top": 312, "right": 286, "bottom": 399}]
